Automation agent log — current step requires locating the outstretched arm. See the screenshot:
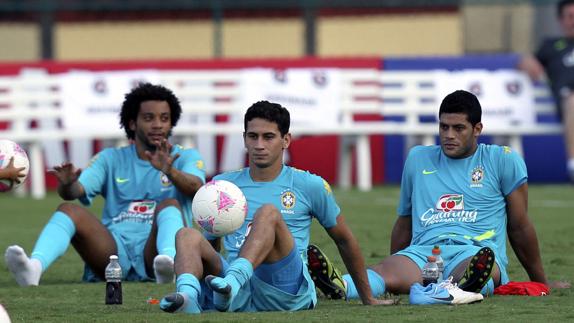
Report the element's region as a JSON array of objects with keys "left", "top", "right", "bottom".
[
  {"left": 51, "top": 162, "right": 85, "bottom": 200},
  {"left": 0, "top": 157, "right": 26, "bottom": 183},
  {"left": 518, "top": 55, "right": 546, "bottom": 81},
  {"left": 325, "top": 215, "right": 387, "bottom": 305},
  {"left": 506, "top": 183, "right": 548, "bottom": 284},
  {"left": 146, "top": 139, "right": 203, "bottom": 198},
  {"left": 390, "top": 216, "right": 412, "bottom": 255}
]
